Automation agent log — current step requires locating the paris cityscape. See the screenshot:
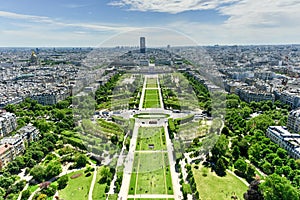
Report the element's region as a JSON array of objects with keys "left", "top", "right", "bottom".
[{"left": 1, "top": 1, "right": 300, "bottom": 200}]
